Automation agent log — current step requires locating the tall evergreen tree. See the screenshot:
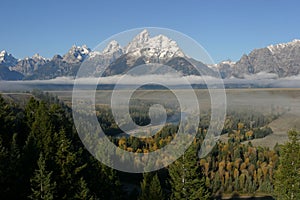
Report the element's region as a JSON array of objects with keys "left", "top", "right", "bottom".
[
  {"left": 0, "top": 138, "right": 9, "bottom": 198},
  {"left": 54, "top": 129, "right": 77, "bottom": 198},
  {"left": 274, "top": 130, "right": 300, "bottom": 200},
  {"left": 85, "top": 159, "right": 123, "bottom": 200},
  {"left": 30, "top": 101, "right": 54, "bottom": 152},
  {"left": 25, "top": 97, "right": 39, "bottom": 128},
  {"left": 74, "top": 177, "right": 95, "bottom": 200},
  {"left": 139, "top": 172, "right": 164, "bottom": 200},
  {"left": 29, "top": 153, "right": 56, "bottom": 200},
  {"left": 20, "top": 131, "right": 40, "bottom": 198},
  {"left": 7, "top": 133, "right": 22, "bottom": 197},
  {"left": 168, "top": 145, "right": 210, "bottom": 200}
]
